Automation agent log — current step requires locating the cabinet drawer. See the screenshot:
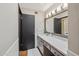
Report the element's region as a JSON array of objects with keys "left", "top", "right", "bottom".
[
  {"left": 53, "top": 49, "right": 63, "bottom": 56},
  {"left": 44, "top": 41, "right": 51, "bottom": 50},
  {"left": 51, "top": 46, "right": 63, "bottom": 56},
  {"left": 51, "top": 47, "right": 55, "bottom": 54}
]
